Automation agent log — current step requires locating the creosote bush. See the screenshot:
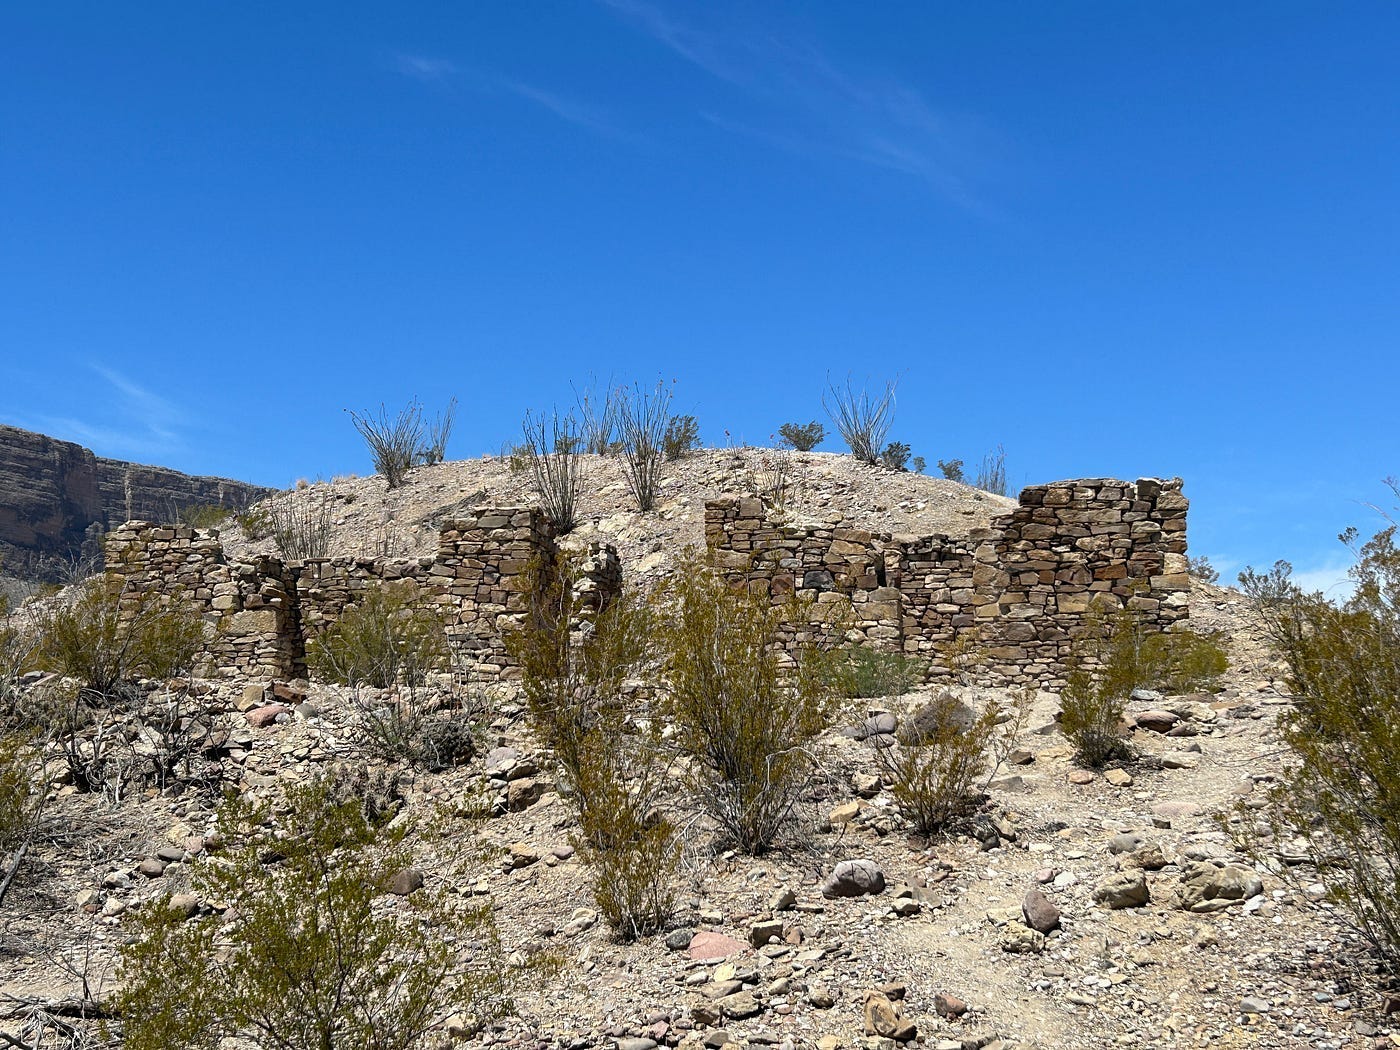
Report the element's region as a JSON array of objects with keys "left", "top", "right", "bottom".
[
  {"left": 1234, "top": 497, "right": 1400, "bottom": 962},
  {"left": 1188, "top": 553, "right": 1220, "bottom": 584},
  {"left": 507, "top": 557, "right": 674, "bottom": 938},
  {"left": 777, "top": 421, "right": 825, "bottom": 452},
  {"left": 1059, "top": 603, "right": 1228, "bottom": 767},
  {"left": 657, "top": 553, "right": 835, "bottom": 853},
  {"left": 879, "top": 689, "right": 1026, "bottom": 835},
  {"left": 114, "top": 773, "right": 510, "bottom": 1050},
  {"left": 820, "top": 645, "right": 925, "bottom": 698},
  {"left": 348, "top": 399, "right": 425, "bottom": 489},
  {"left": 36, "top": 575, "right": 204, "bottom": 699},
  {"left": 937, "top": 458, "right": 965, "bottom": 483},
  {"left": 823, "top": 376, "right": 896, "bottom": 465},
  {"left": 0, "top": 732, "right": 44, "bottom": 905},
  {"left": 662, "top": 414, "right": 700, "bottom": 461},
  {"left": 880, "top": 441, "right": 912, "bottom": 471},
  {"left": 308, "top": 582, "right": 448, "bottom": 691}
]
